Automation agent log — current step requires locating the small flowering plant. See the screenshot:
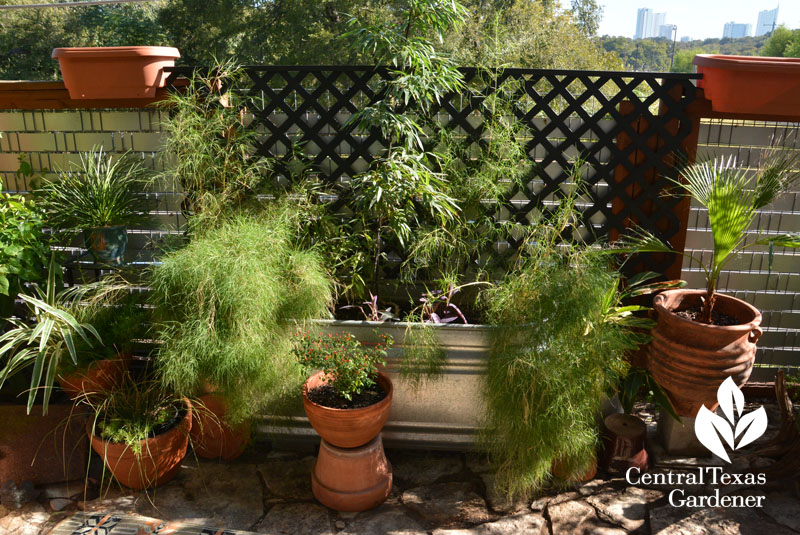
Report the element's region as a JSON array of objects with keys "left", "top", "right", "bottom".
[{"left": 293, "top": 331, "right": 393, "bottom": 401}]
